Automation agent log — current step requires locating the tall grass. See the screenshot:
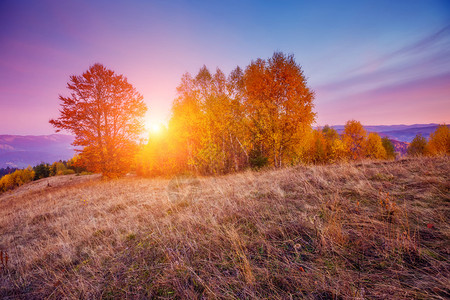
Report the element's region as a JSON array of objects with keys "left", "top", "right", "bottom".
[{"left": 0, "top": 156, "right": 449, "bottom": 299}]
